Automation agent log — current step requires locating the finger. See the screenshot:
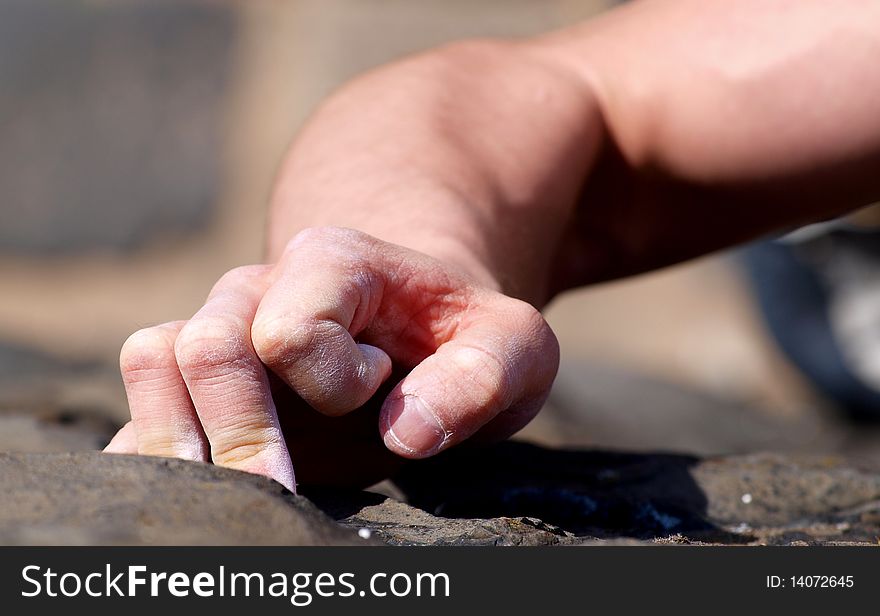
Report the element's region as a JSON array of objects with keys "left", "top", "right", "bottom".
[
  {"left": 103, "top": 421, "right": 138, "bottom": 454},
  {"left": 251, "top": 227, "right": 392, "bottom": 416},
  {"left": 379, "top": 296, "right": 559, "bottom": 458},
  {"left": 175, "top": 265, "right": 296, "bottom": 492},
  {"left": 119, "top": 320, "right": 209, "bottom": 461}
]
